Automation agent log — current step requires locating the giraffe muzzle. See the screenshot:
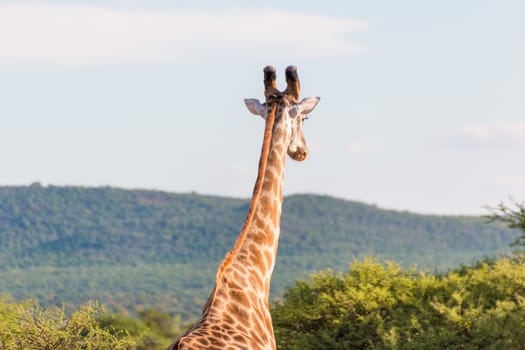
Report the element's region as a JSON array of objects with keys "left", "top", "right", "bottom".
[{"left": 288, "top": 146, "right": 308, "bottom": 161}]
